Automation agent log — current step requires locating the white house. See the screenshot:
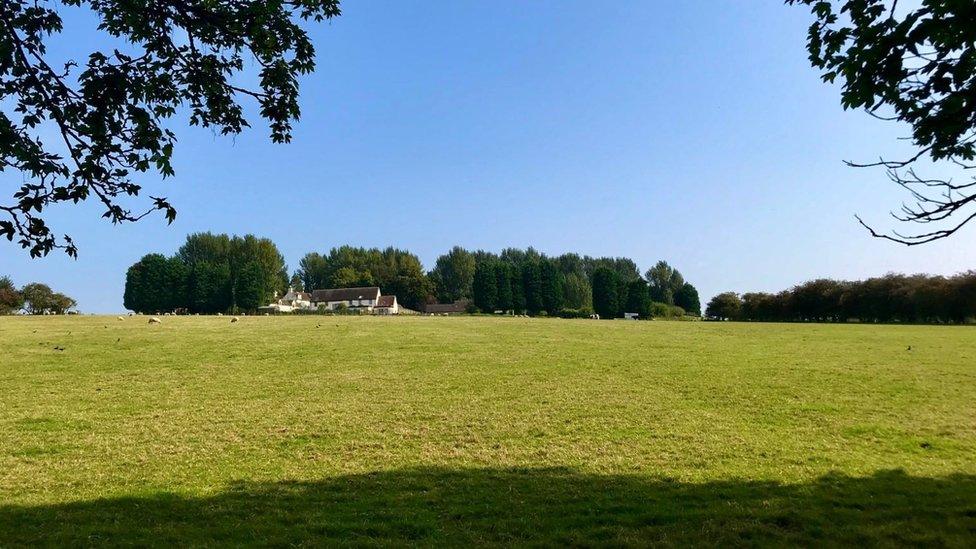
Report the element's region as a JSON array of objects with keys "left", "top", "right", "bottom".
[
  {"left": 311, "top": 286, "right": 381, "bottom": 312},
  {"left": 374, "top": 295, "right": 399, "bottom": 315},
  {"left": 260, "top": 287, "right": 312, "bottom": 313}
]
